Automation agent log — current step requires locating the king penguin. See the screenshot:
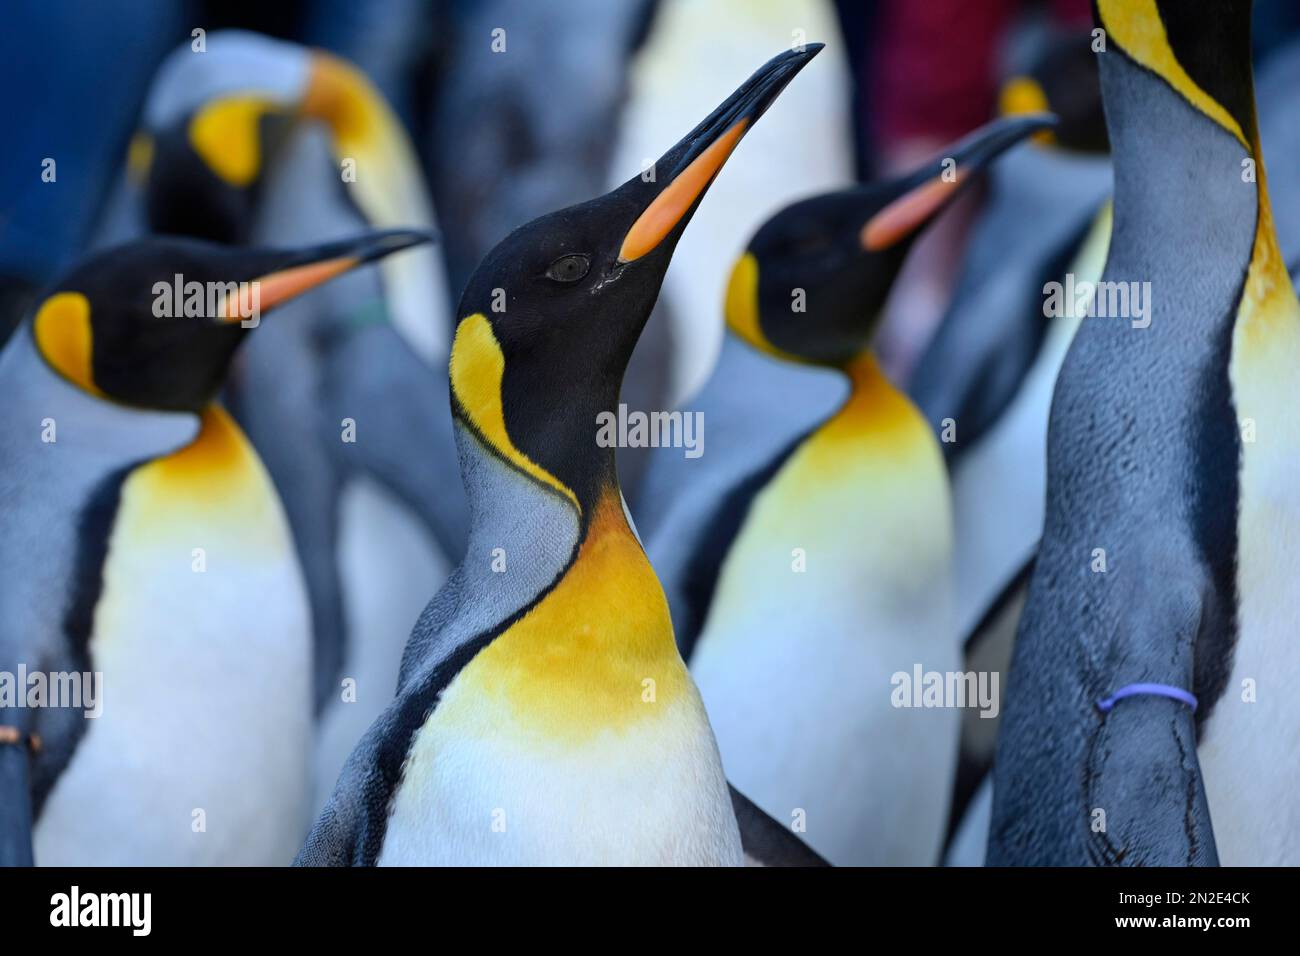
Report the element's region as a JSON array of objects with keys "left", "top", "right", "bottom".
[
  {"left": 0, "top": 229, "right": 431, "bottom": 866},
  {"left": 990, "top": 0, "right": 1300, "bottom": 866},
  {"left": 108, "top": 32, "right": 468, "bottom": 802},
  {"left": 298, "top": 48, "right": 827, "bottom": 867},
  {"left": 934, "top": 27, "right": 1300, "bottom": 865},
  {"left": 674, "top": 115, "right": 1054, "bottom": 866},
  {"left": 905, "top": 45, "right": 1115, "bottom": 862}
]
